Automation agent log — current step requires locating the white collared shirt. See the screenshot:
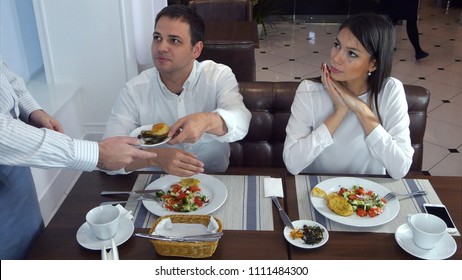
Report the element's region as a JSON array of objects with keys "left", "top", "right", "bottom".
[
  {"left": 0, "top": 62, "right": 98, "bottom": 171},
  {"left": 283, "top": 77, "right": 414, "bottom": 179},
  {"left": 103, "top": 60, "right": 251, "bottom": 173}
]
